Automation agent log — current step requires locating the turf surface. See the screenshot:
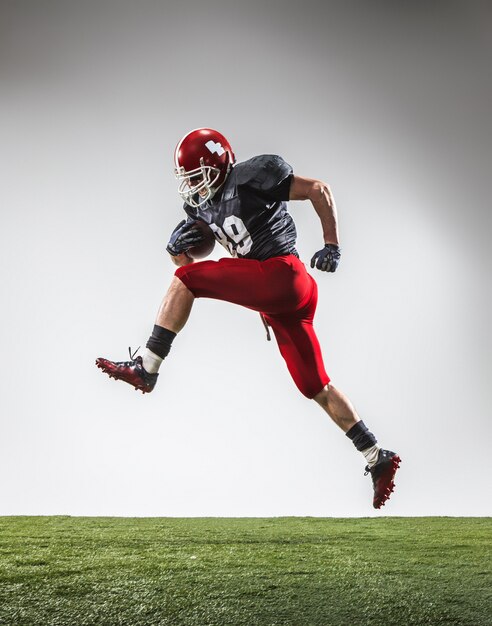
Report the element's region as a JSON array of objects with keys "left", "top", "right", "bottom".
[{"left": 0, "top": 517, "right": 490, "bottom": 625}]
